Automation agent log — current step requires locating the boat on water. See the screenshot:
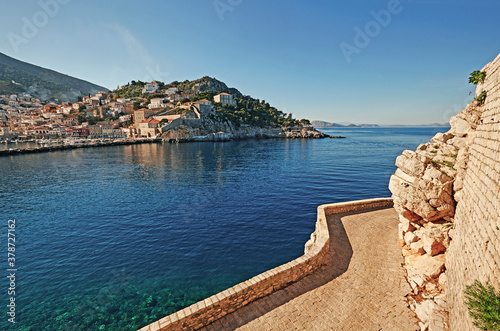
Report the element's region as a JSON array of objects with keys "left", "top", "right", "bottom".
[{"left": 64, "top": 138, "right": 85, "bottom": 146}]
